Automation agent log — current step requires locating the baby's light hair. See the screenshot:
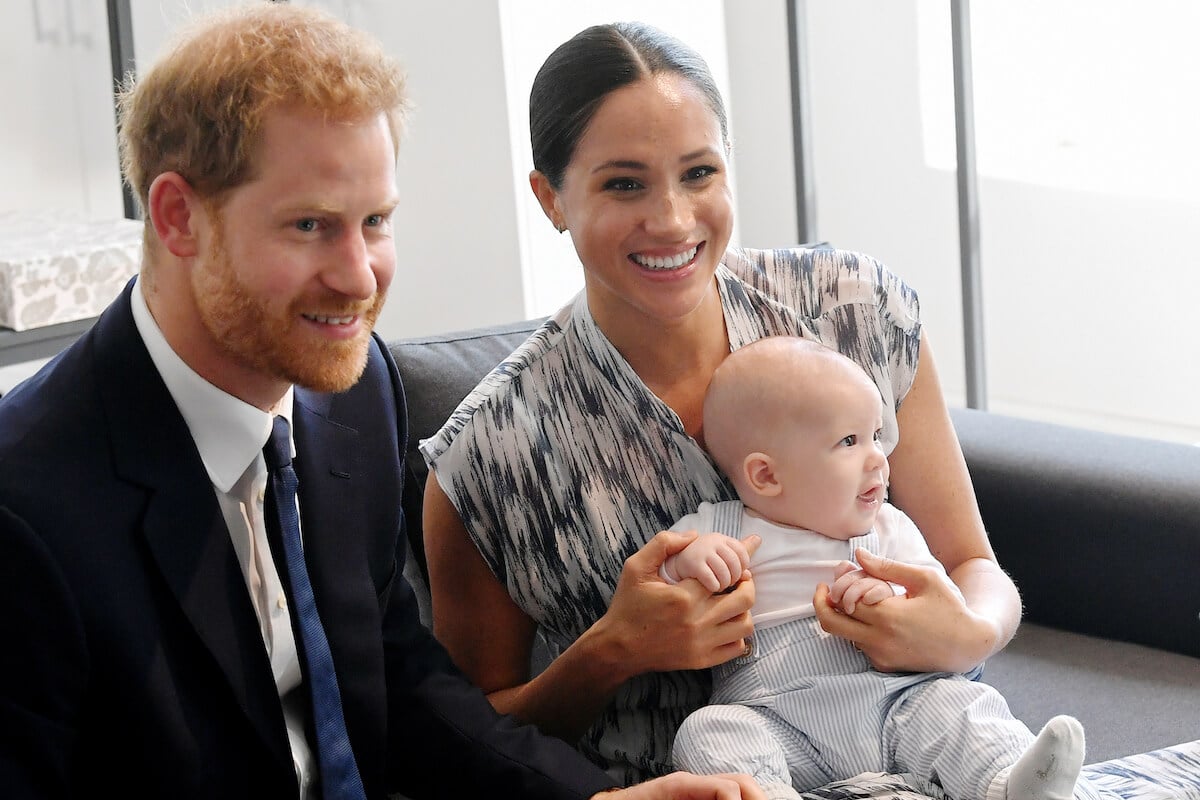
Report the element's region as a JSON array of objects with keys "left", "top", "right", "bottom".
[{"left": 703, "top": 336, "right": 878, "bottom": 489}]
